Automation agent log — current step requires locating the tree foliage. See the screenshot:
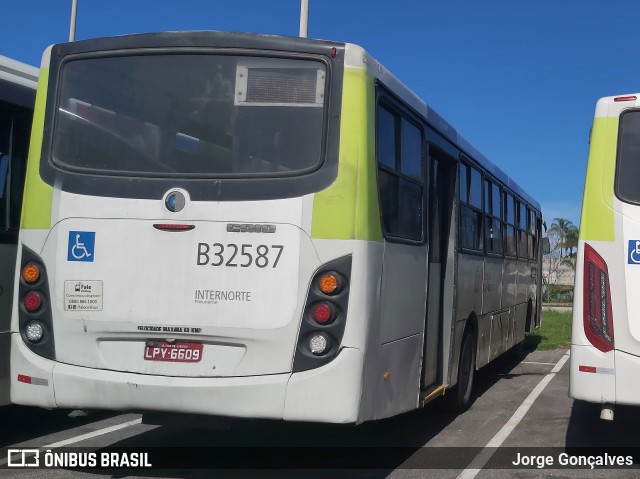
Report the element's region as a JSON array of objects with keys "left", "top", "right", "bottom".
[
  {"left": 547, "top": 217, "right": 579, "bottom": 269},
  {"left": 543, "top": 217, "right": 579, "bottom": 302}
]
